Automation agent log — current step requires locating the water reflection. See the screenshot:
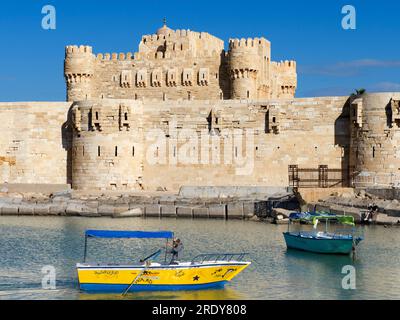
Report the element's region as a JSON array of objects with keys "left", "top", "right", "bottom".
[
  {"left": 78, "top": 287, "right": 244, "bottom": 300},
  {"left": 0, "top": 216, "right": 399, "bottom": 299}
]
